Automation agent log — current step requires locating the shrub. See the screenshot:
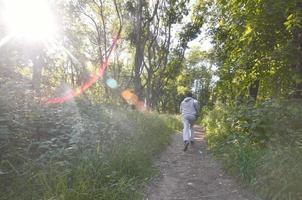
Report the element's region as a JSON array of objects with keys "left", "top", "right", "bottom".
[
  {"left": 0, "top": 96, "right": 181, "bottom": 200},
  {"left": 203, "top": 99, "right": 302, "bottom": 199}
]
